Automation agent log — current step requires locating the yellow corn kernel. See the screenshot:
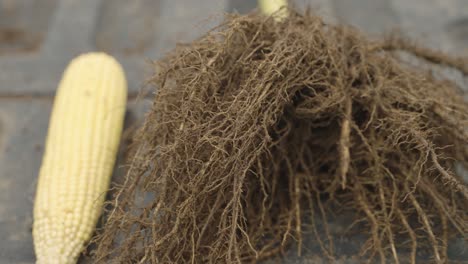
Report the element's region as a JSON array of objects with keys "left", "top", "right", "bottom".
[
  {"left": 258, "top": 0, "right": 288, "bottom": 20},
  {"left": 33, "top": 53, "right": 127, "bottom": 264}
]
